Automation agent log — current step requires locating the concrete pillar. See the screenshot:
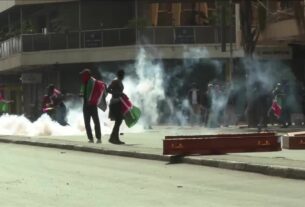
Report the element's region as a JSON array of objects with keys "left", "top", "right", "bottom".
[
  {"left": 78, "top": 0, "right": 82, "bottom": 48},
  {"left": 20, "top": 7, "right": 23, "bottom": 34},
  {"left": 8, "top": 12, "right": 11, "bottom": 33},
  {"left": 226, "top": 59, "right": 232, "bottom": 82},
  {"left": 235, "top": 3, "right": 241, "bottom": 49}
]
